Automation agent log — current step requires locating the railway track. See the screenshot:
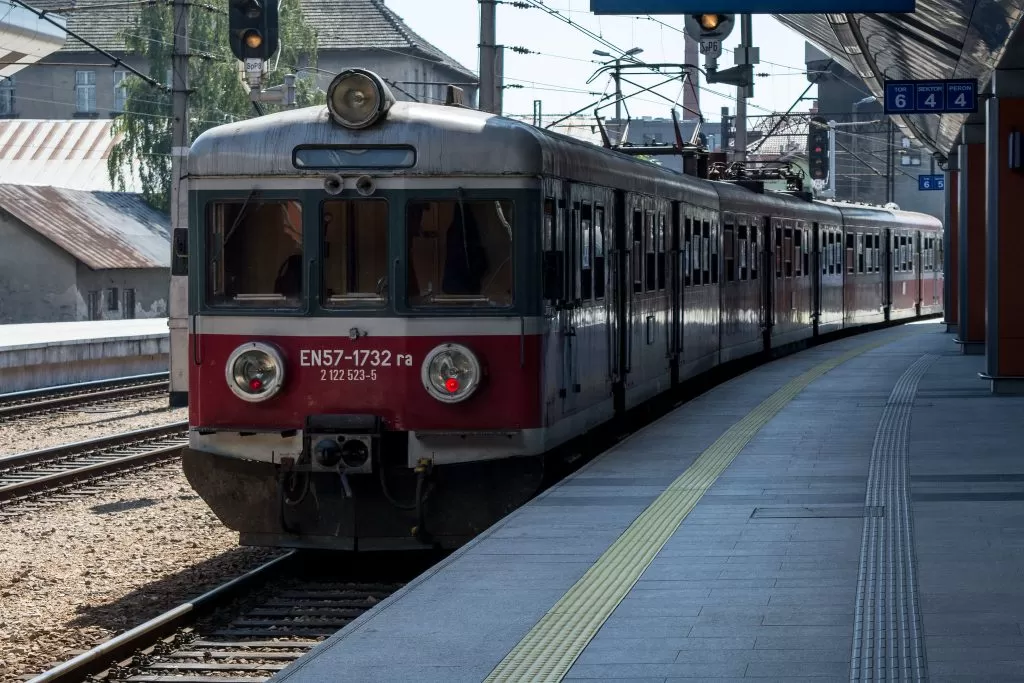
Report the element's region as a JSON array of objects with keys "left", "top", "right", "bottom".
[
  {"left": 30, "top": 550, "right": 438, "bottom": 683},
  {"left": 0, "top": 422, "right": 188, "bottom": 511},
  {"left": 0, "top": 373, "right": 170, "bottom": 421}
]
